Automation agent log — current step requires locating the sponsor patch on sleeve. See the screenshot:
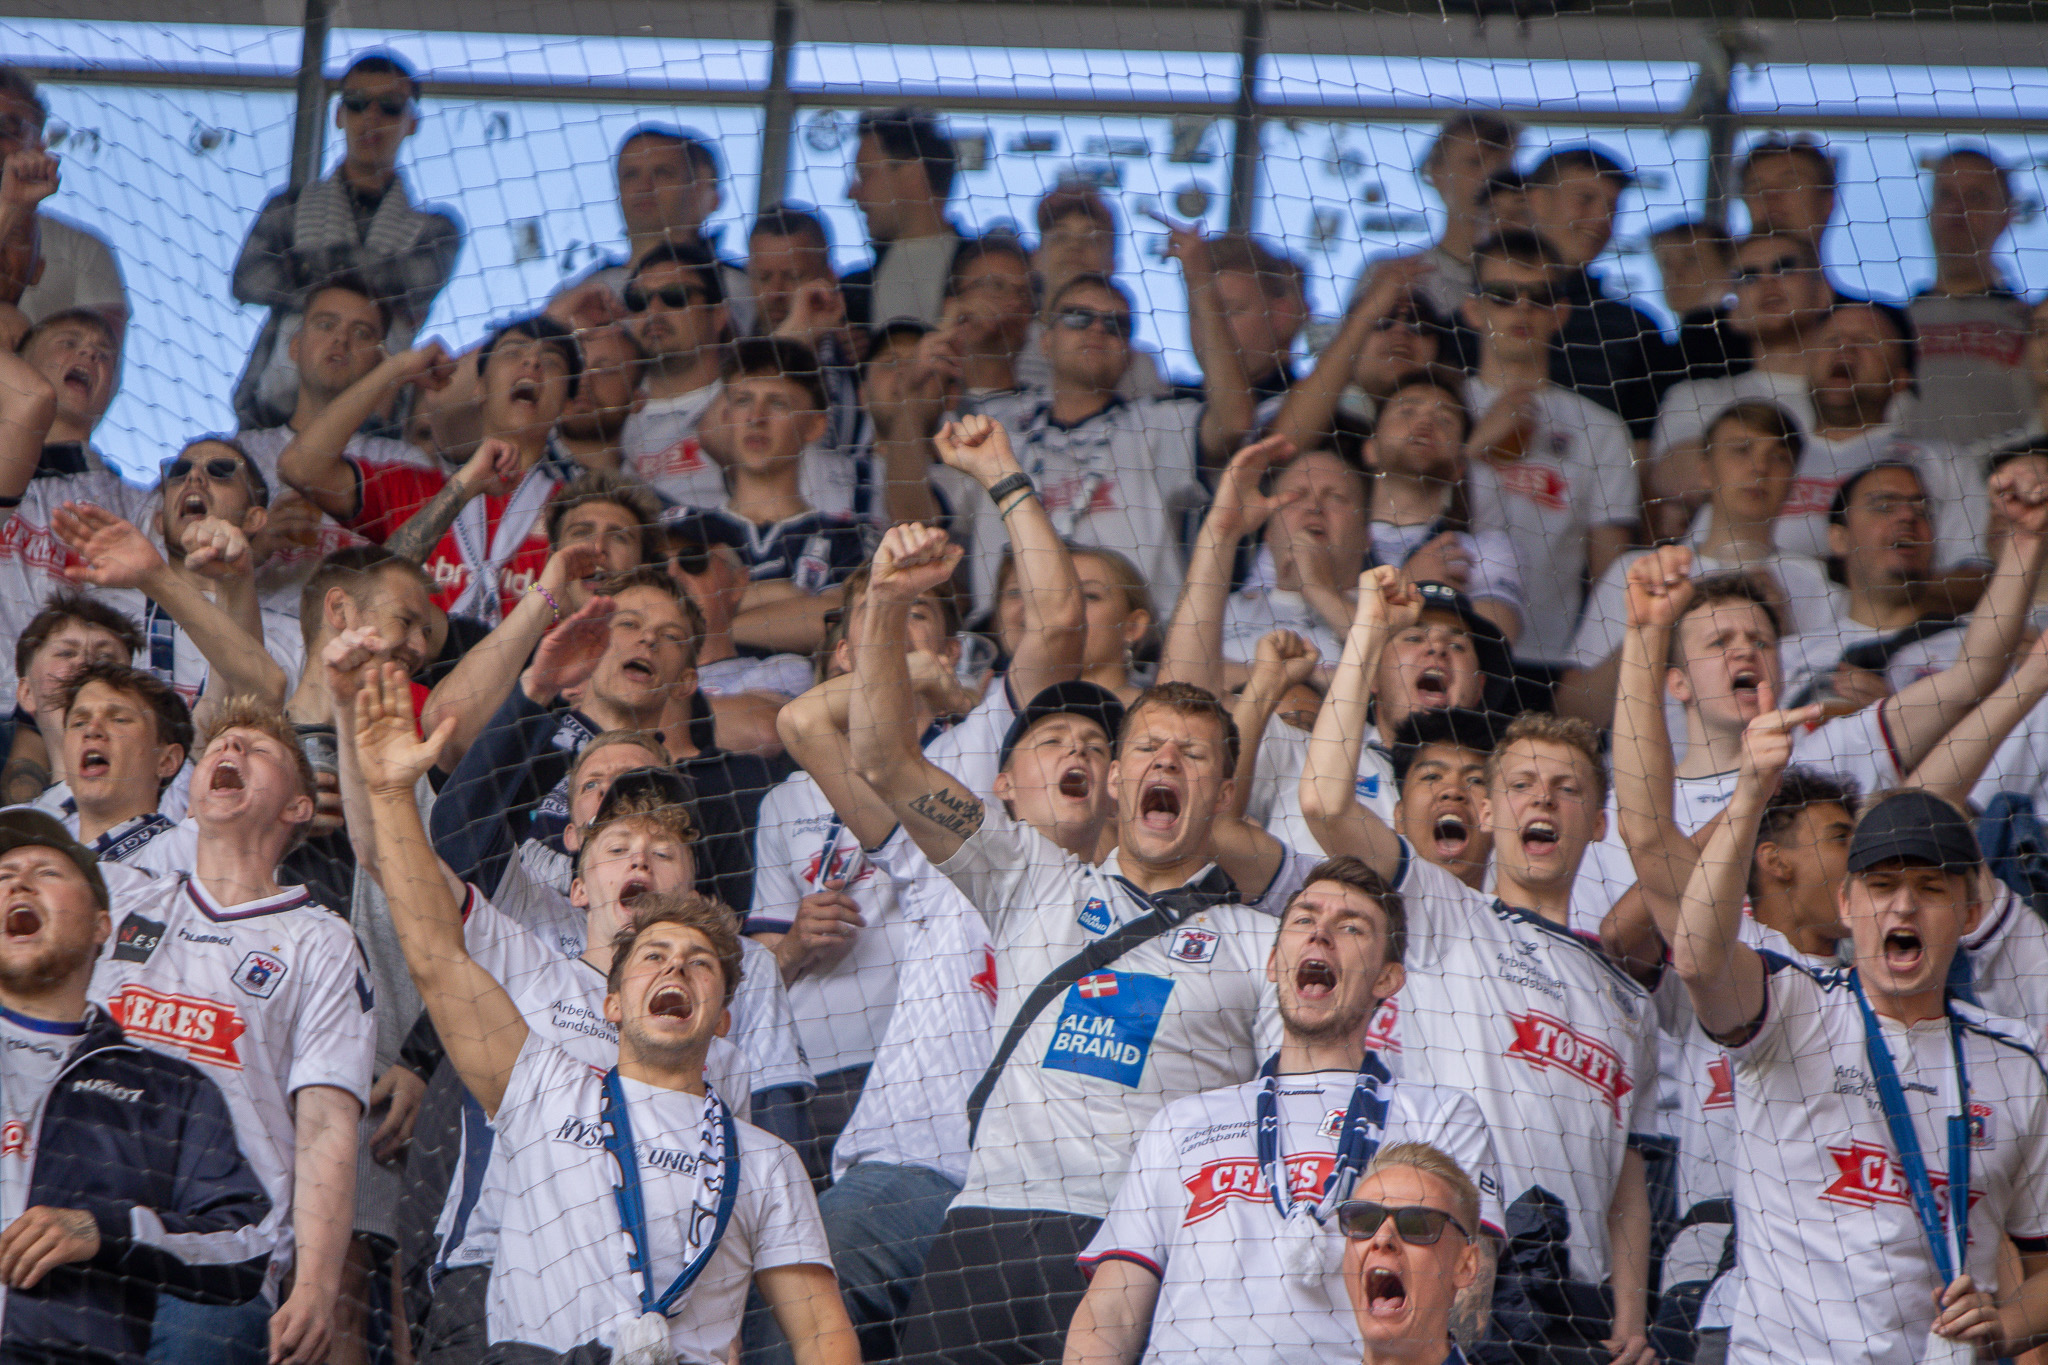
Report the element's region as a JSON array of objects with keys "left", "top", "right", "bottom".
[
  {"left": 1043, "top": 971, "right": 1175, "bottom": 1088},
  {"left": 112, "top": 913, "right": 165, "bottom": 964},
  {"left": 1076, "top": 898, "right": 1113, "bottom": 937}
]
